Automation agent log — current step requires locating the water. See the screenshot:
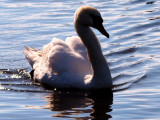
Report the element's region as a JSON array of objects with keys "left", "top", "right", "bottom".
[{"left": 0, "top": 0, "right": 160, "bottom": 119}]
